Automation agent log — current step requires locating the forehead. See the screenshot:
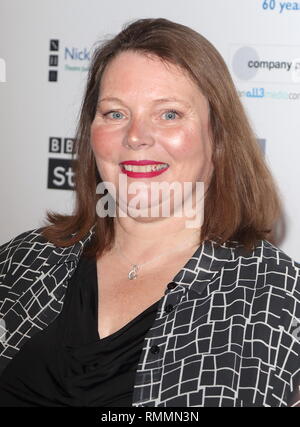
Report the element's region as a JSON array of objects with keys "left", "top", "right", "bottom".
[{"left": 99, "top": 50, "right": 203, "bottom": 101}]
